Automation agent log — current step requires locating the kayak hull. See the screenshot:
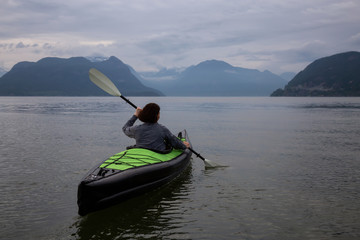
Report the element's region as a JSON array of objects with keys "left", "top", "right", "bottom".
[{"left": 77, "top": 130, "right": 192, "bottom": 216}]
